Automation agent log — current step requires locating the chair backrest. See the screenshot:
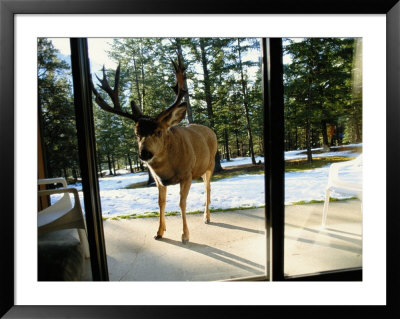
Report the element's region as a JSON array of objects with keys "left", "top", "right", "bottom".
[
  {"left": 38, "top": 177, "right": 68, "bottom": 188},
  {"left": 38, "top": 178, "right": 72, "bottom": 213},
  {"left": 327, "top": 154, "right": 362, "bottom": 195}
]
